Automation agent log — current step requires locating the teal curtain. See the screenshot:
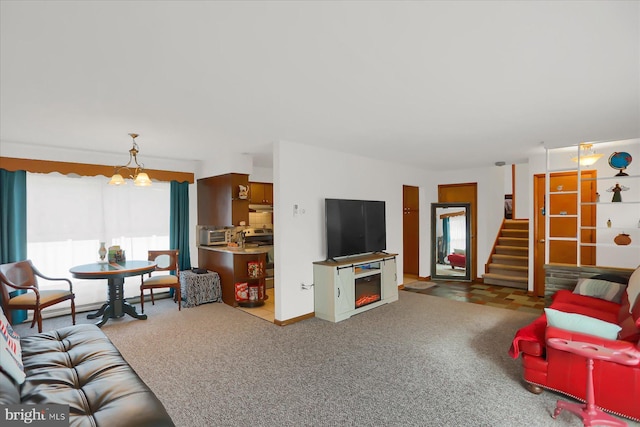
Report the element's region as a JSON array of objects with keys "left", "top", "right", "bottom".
[
  {"left": 442, "top": 217, "right": 450, "bottom": 258},
  {"left": 0, "top": 169, "right": 28, "bottom": 323},
  {"left": 170, "top": 181, "right": 191, "bottom": 271}
]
